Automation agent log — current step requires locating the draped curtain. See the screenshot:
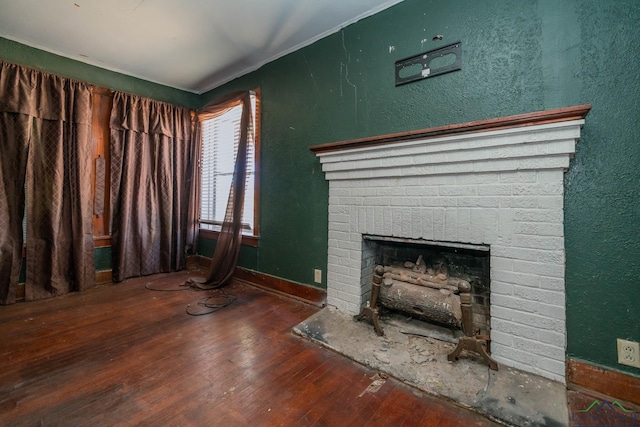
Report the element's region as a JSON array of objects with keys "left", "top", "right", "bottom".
[
  {"left": 0, "top": 61, "right": 95, "bottom": 304},
  {"left": 110, "top": 92, "right": 195, "bottom": 282},
  {"left": 189, "top": 91, "right": 252, "bottom": 288}
]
